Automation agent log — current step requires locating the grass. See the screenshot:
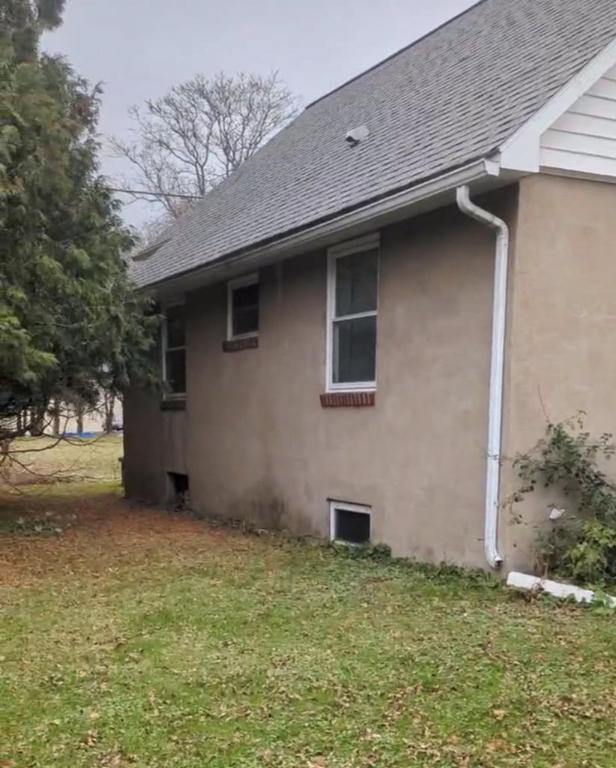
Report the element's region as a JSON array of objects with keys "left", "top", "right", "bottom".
[
  {"left": 1, "top": 485, "right": 616, "bottom": 767},
  {"left": 2, "top": 435, "right": 123, "bottom": 487}
]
